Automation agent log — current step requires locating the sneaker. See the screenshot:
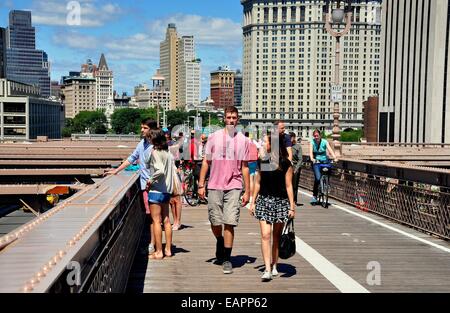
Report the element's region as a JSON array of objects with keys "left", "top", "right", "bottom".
[
  {"left": 310, "top": 197, "right": 318, "bottom": 205},
  {"left": 222, "top": 261, "right": 233, "bottom": 274},
  {"left": 271, "top": 266, "right": 279, "bottom": 277},
  {"left": 148, "top": 243, "right": 155, "bottom": 254},
  {"left": 261, "top": 271, "right": 272, "bottom": 282}
]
